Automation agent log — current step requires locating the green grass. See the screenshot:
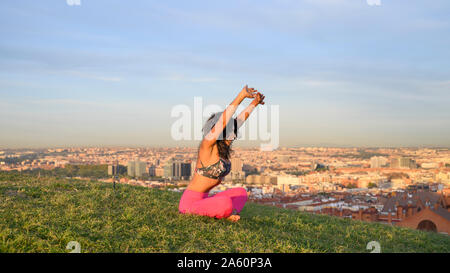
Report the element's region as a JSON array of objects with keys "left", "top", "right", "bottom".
[{"left": 0, "top": 173, "right": 449, "bottom": 253}]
